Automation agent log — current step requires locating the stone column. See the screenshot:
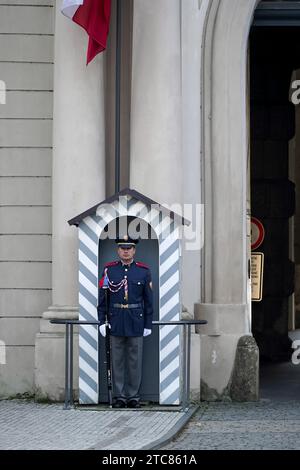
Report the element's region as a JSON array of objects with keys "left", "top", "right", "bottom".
[
  {"left": 131, "top": 0, "right": 205, "bottom": 401},
  {"left": 180, "top": 0, "right": 202, "bottom": 315},
  {"left": 35, "top": 5, "right": 106, "bottom": 400},
  {"left": 130, "top": 0, "right": 182, "bottom": 207},
  {"left": 195, "top": 0, "right": 260, "bottom": 401}
]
